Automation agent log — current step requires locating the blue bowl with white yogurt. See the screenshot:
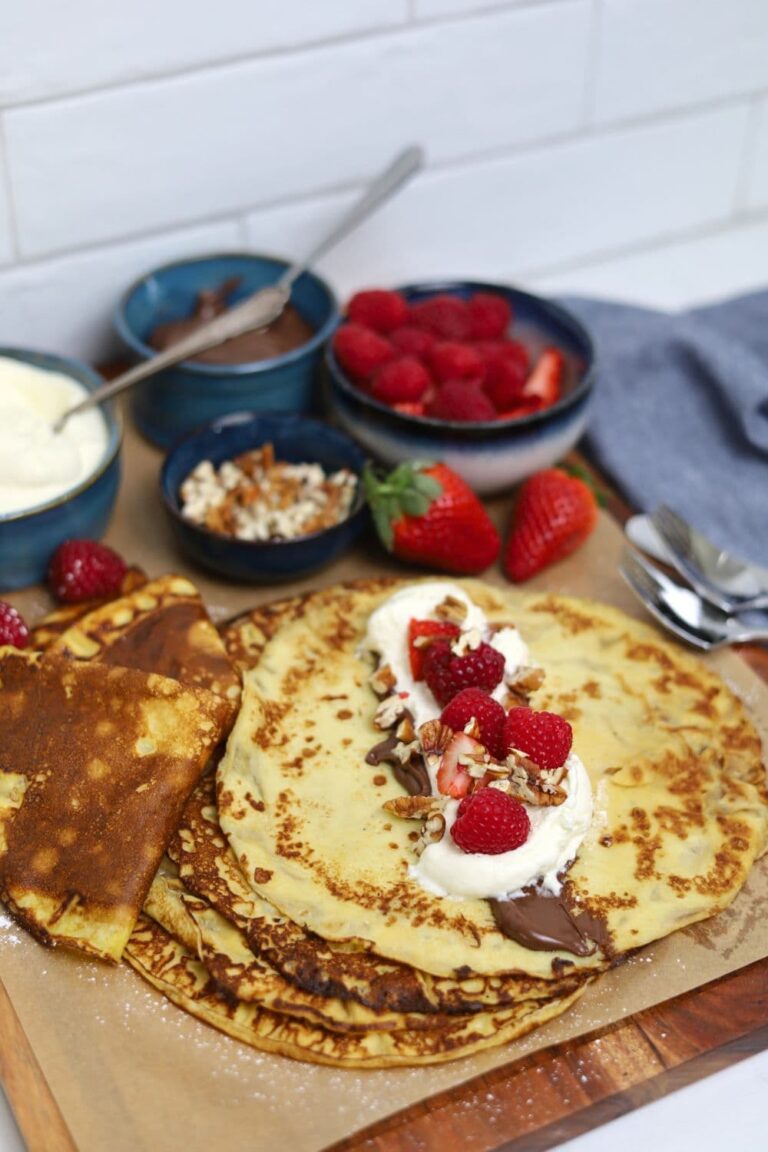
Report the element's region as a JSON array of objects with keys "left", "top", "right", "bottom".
[
  {"left": 324, "top": 280, "right": 595, "bottom": 496},
  {"left": 0, "top": 348, "right": 122, "bottom": 591}
]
